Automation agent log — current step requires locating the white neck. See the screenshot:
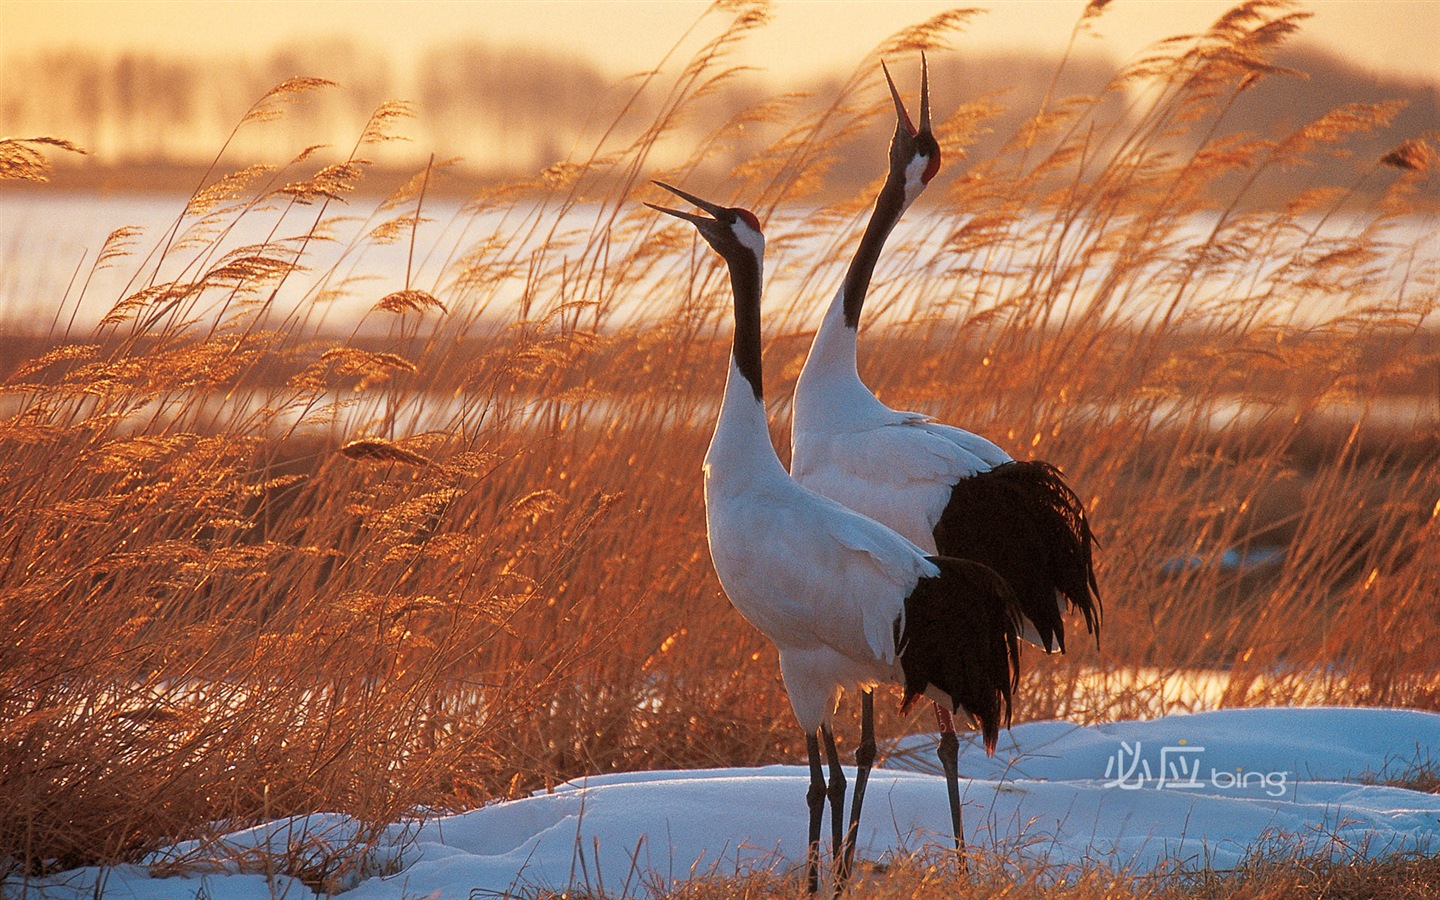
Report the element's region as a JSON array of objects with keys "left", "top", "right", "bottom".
[
  {"left": 792, "top": 291, "right": 893, "bottom": 436},
  {"left": 705, "top": 355, "right": 790, "bottom": 493}
]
